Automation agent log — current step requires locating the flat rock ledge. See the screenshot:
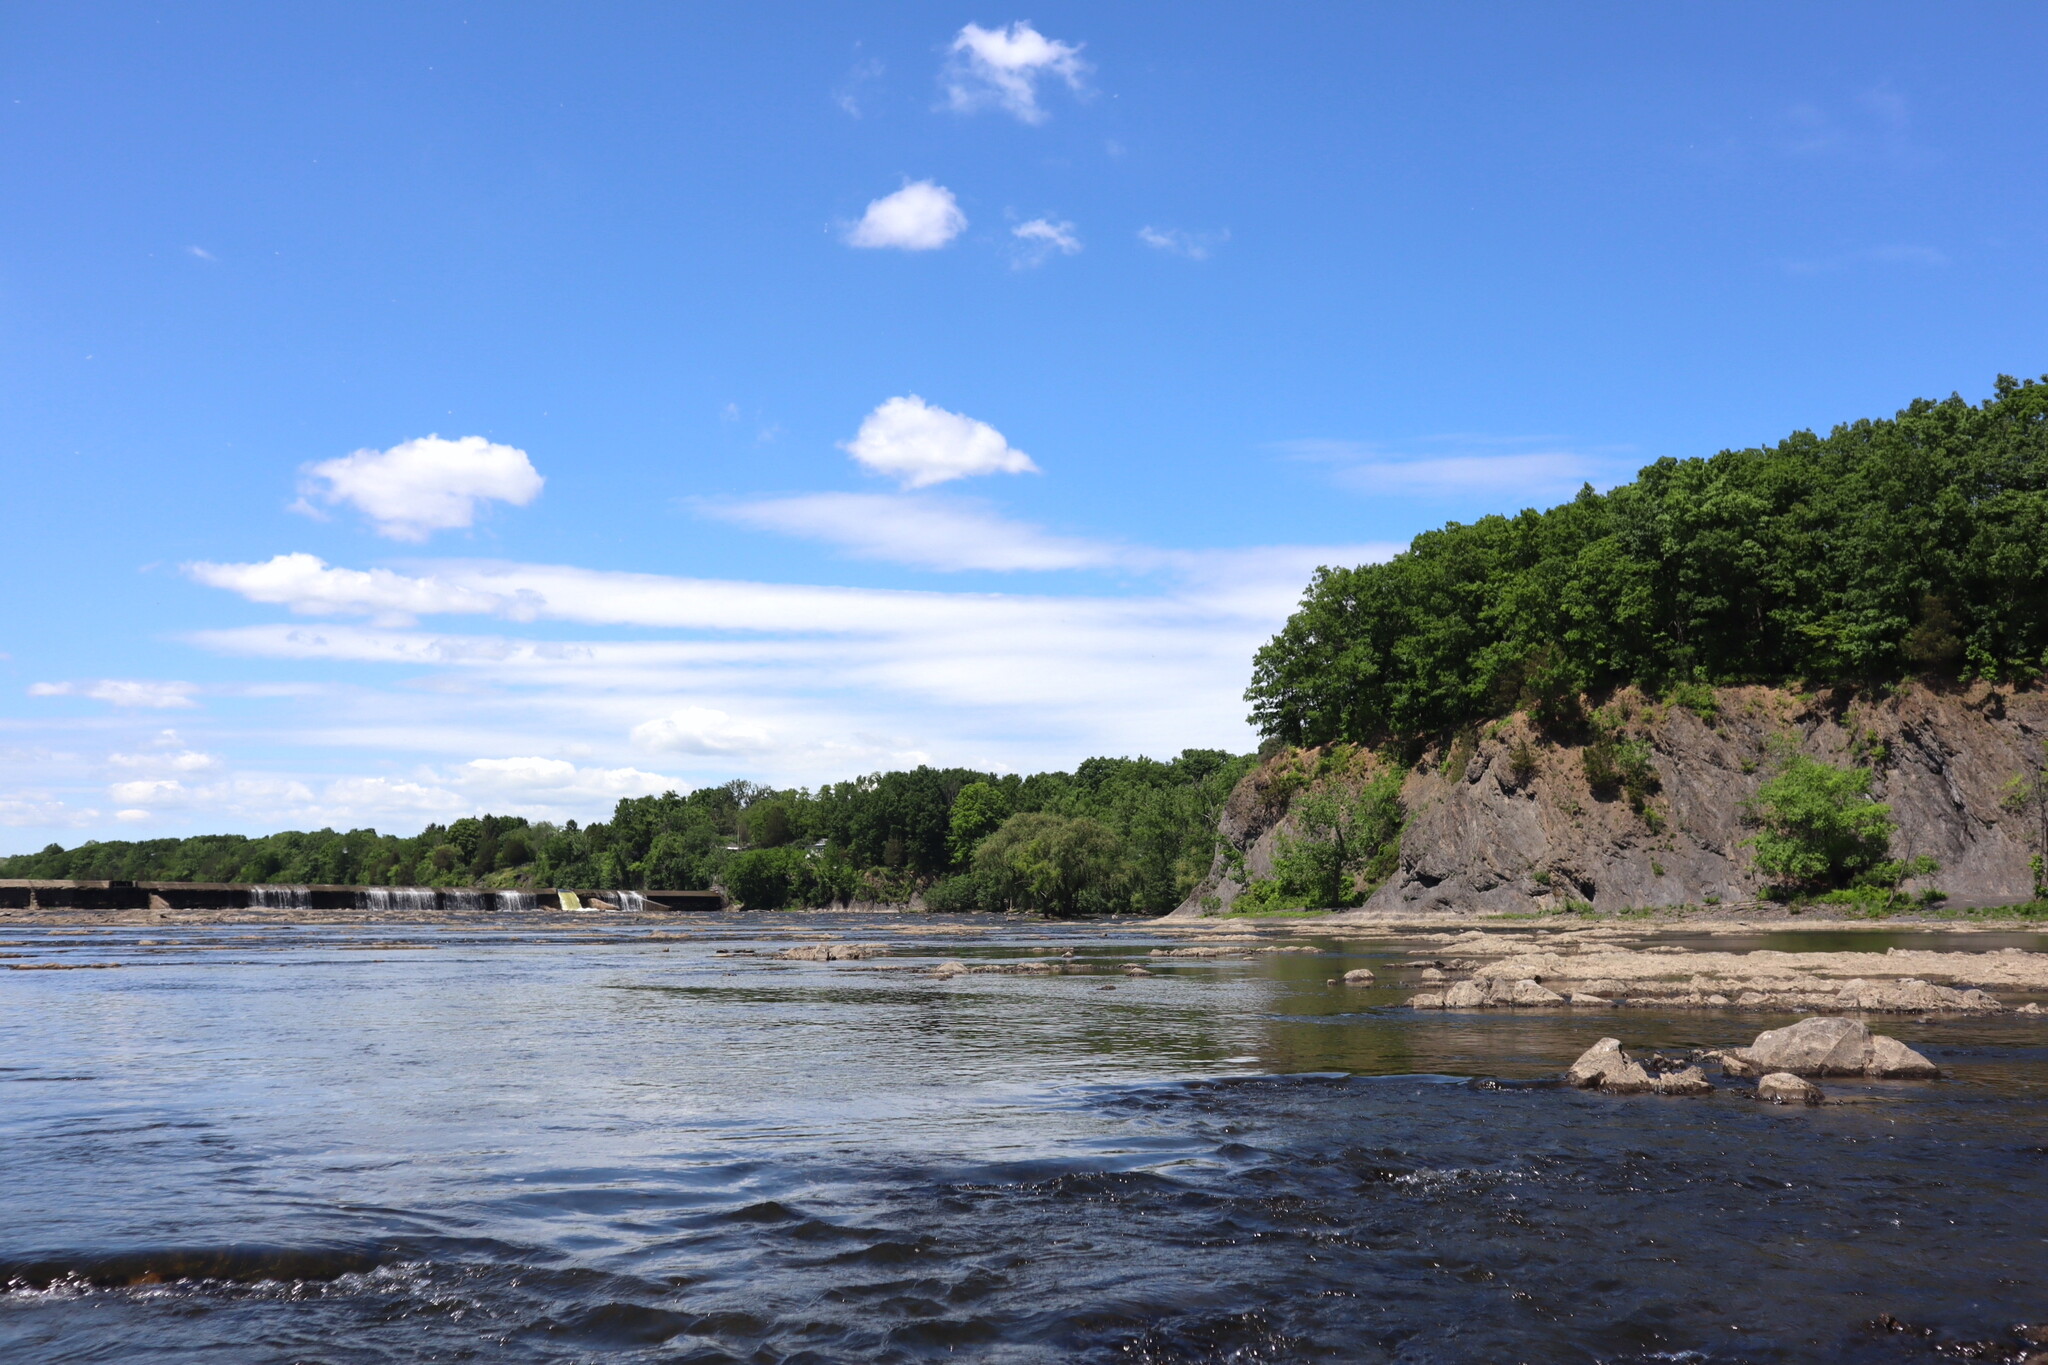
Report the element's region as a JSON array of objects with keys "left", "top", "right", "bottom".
[
  {"left": 776, "top": 942, "right": 885, "bottom": 961},
  {"left": 1411, "top": 973, "right": 2005, "bottom": 1013}
]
